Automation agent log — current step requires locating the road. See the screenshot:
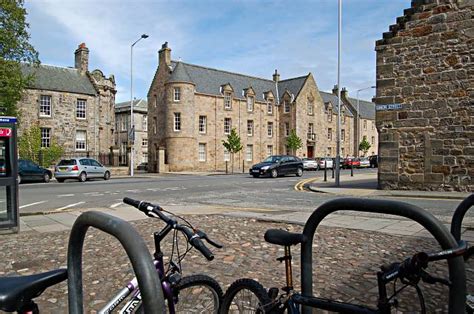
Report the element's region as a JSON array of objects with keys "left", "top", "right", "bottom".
[{"left": 17, "top": 169, "right": 469, "bottom": 224}]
